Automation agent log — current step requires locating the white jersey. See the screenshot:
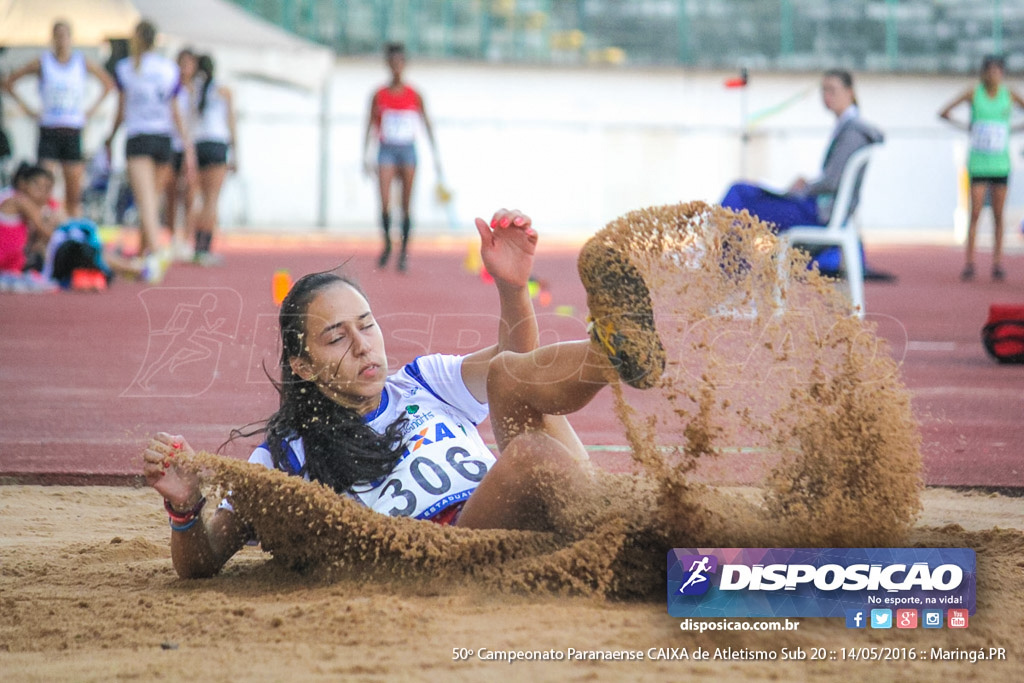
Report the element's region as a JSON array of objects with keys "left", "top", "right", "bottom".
[
  {"left": 39, "top": 50, "right": 88, "bottom": 129},
  {"left": 194, "top": 79, "right": 231, "bottom": 144},
  {"left": 115, "top": 53, "right": 181, "bottom": 137},
  {"left": 246, "top": 354, "right": 494, "bottom": 521}
]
